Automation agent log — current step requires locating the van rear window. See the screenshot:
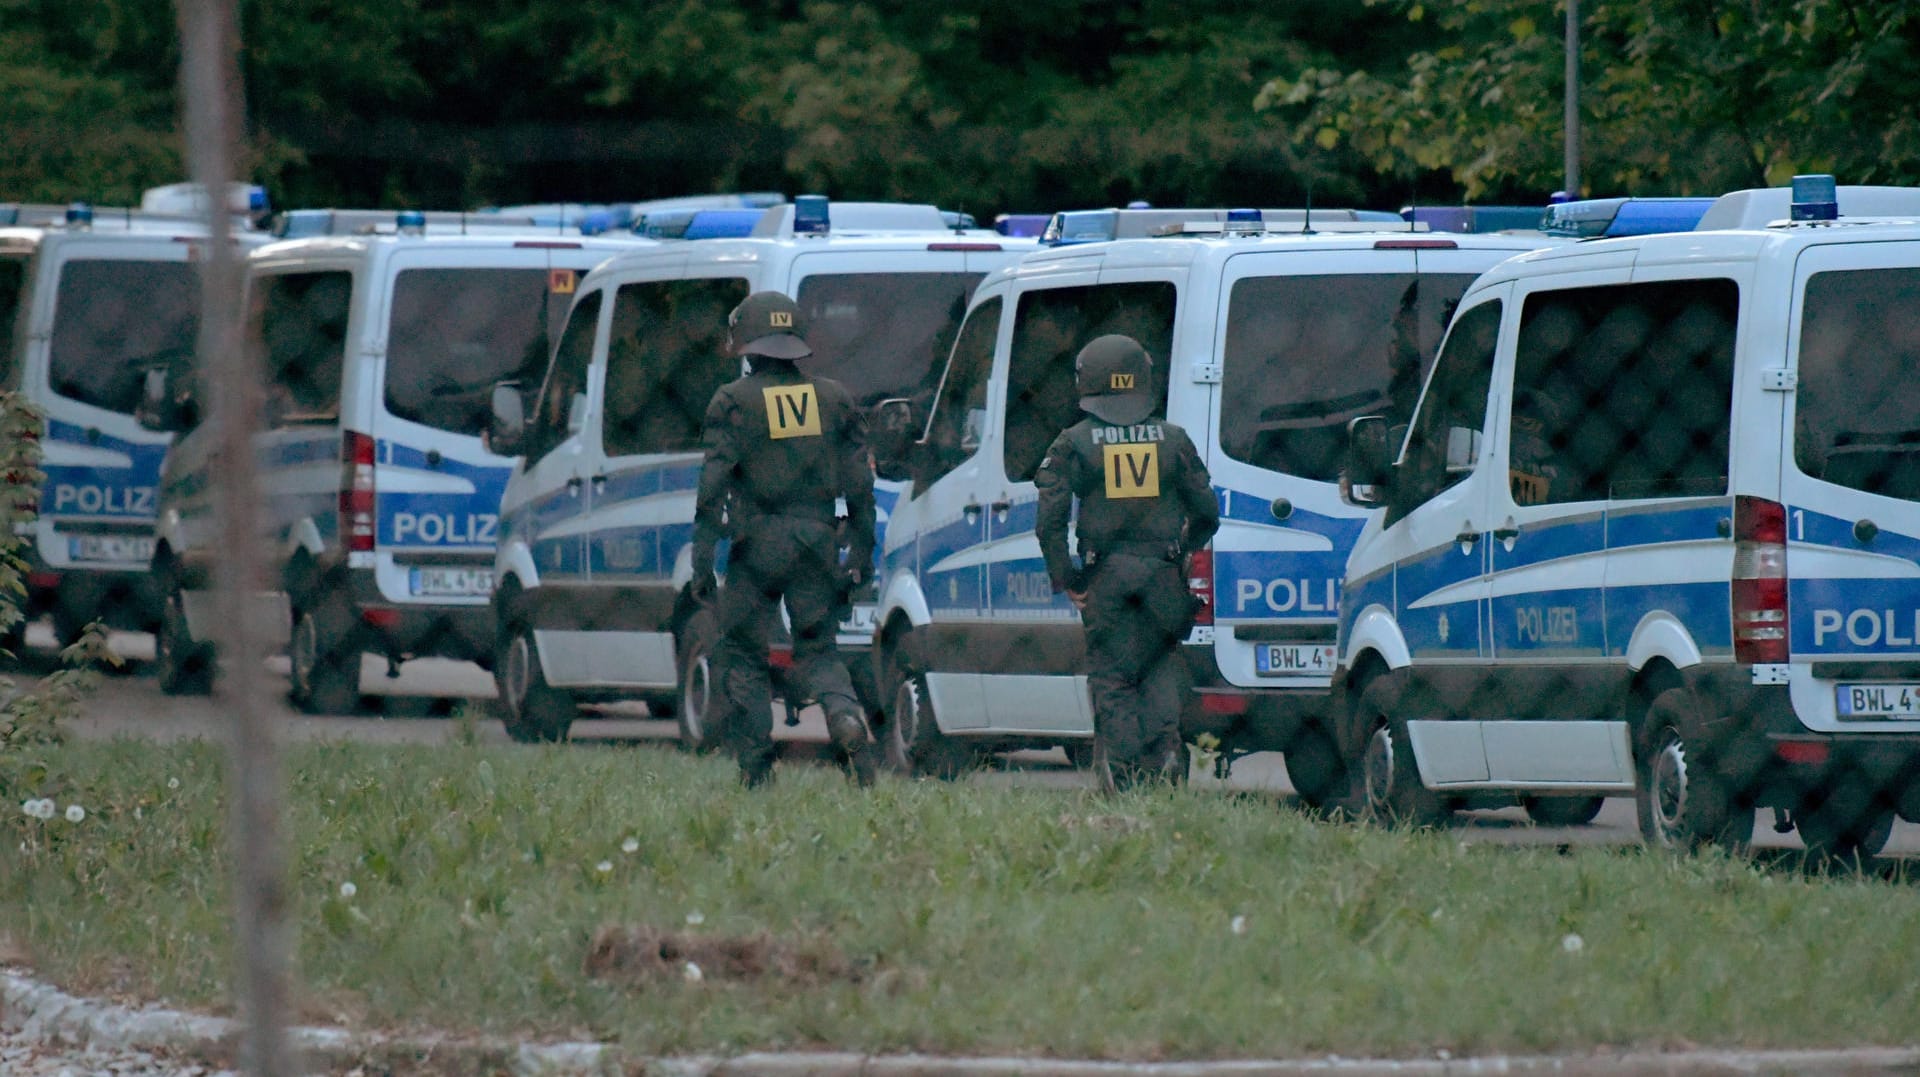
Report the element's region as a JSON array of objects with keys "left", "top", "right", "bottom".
[
  {"left": 385, "top": 268, "right": 567, "bottom": 434},
  {"left": 793, "top": 272, "right": 983, "bottom": 407},
  {"left": 1220, "top": 273, "right": 1473, "bottom": 482},
  {"left": 49, "top": 259, "right": 201, "bottom": 414},
  {"left": 1796, "top": 267, "right": 1920, "bottom": 501}
]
